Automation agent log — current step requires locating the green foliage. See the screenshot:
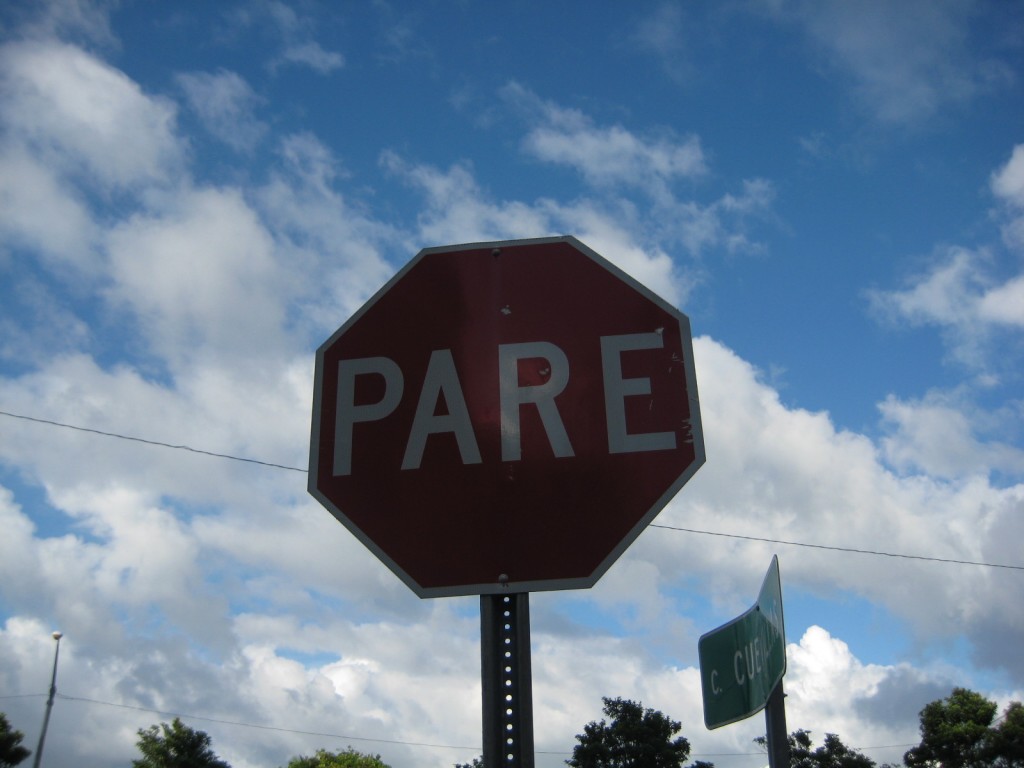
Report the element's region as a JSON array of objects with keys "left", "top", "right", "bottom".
[
  {"left": 132, "top": 718, "right": 230, "bottom": 768},
  {"left": 755, "top": 729, "right": 876, "bottom": 768},
  {"left": 453, "top": 759, "right": 484, "bottom": 768},
  {"left": 793, "top": 730, "right": 875, "bottom": 768},
  {"left": 988, "top": 701, "right": 1024, "bottom": 767},
  {"left": 566, "top": 696, "right": 691, "bottom": 768},
  {"left": 900, "top": 687, "right": 1024, "bottom": 768},
  {"left": 904, "top": 688, "right": 998, "bottom": 768},
  {"left": 283, "top": 747, "right": 391, "bottom": 768},
  {"left": 0, "top": 713, "right": 31, "bottom": 768}
]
